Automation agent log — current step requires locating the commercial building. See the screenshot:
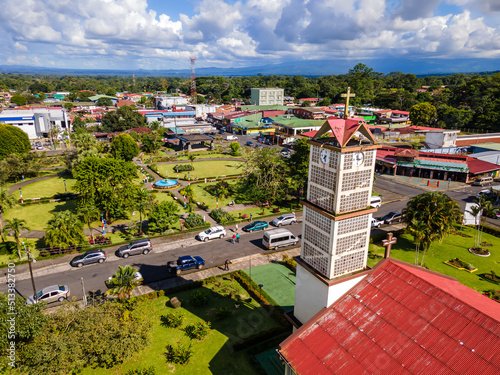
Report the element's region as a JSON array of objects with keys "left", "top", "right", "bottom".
[
  {"left": 250, "top": 88, "right": 284, "bottom": 106},
  {"left": 0, "top": 107, "right": 70, "bottom": 139}
]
